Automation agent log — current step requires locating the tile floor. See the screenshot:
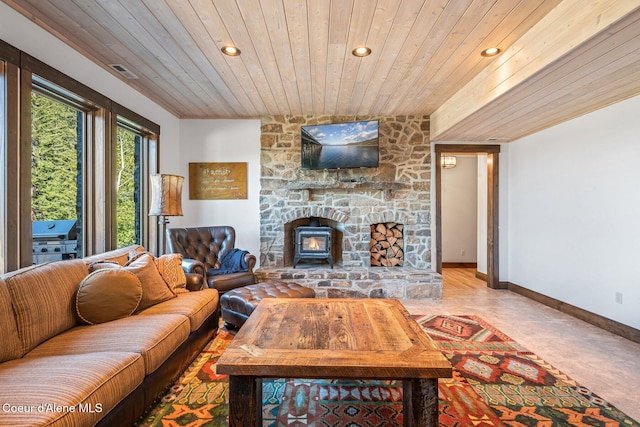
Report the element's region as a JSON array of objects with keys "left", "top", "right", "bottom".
[{"left": 400, "top": 268, "right": 640, "bottom": 421}]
